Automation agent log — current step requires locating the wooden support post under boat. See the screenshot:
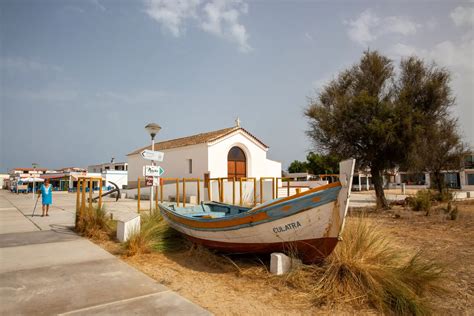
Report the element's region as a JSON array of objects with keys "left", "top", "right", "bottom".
[{"left": 137, "top": 177, "right": 140, "bottom": 213}]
